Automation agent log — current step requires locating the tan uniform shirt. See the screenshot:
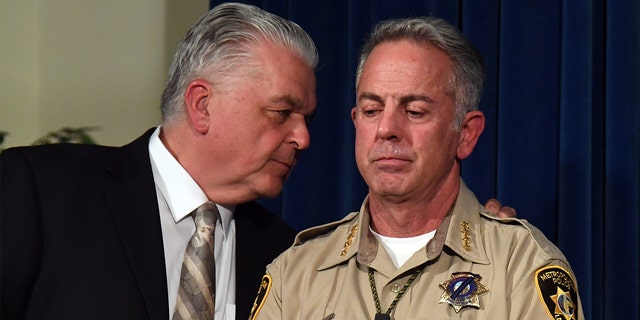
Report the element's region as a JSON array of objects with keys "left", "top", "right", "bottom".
[{"left": 251, "top": 181, "right": 583, "bottom": 320}]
